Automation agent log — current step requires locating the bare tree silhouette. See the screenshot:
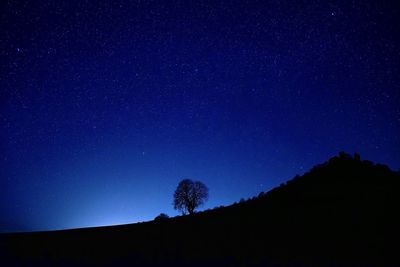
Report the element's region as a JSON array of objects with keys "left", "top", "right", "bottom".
[{"left": 173, "top": 179, "right": 209, "bottom": 215}]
